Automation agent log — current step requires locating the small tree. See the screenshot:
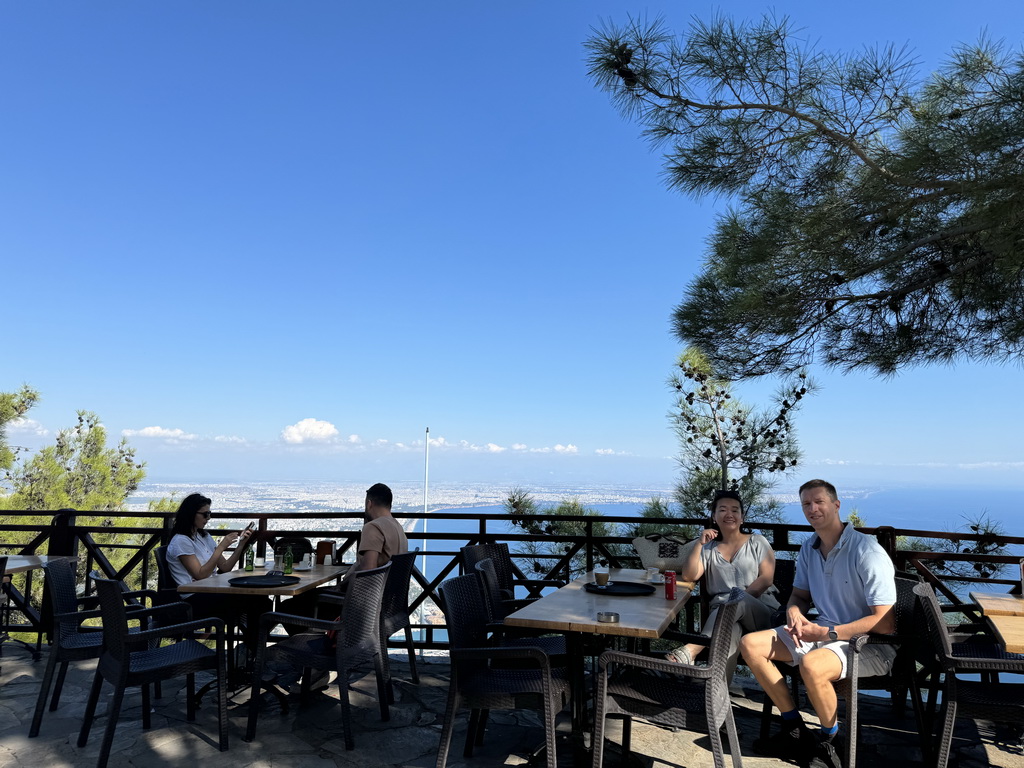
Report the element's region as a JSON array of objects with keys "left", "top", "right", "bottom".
[
  {"left": 504, "top": 488, "right": 621, "bottom": 579},
  {"left": 1, "top": 411, "right": 144, "bottom": 511},
  {"left": 671, "top": 347, "right": 813, "bottom": 523}
]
